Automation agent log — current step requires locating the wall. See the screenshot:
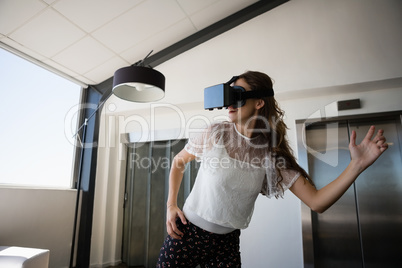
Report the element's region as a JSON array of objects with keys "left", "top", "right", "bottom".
[
  {"left": 0, "top": 187, "right": 76, "bottom": 268},
  {"left": 92, "top": 0, "right": 402, "bottom": 267},
  {"left": 240, "top": 85, "right": 402, "bottom": 267}
]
